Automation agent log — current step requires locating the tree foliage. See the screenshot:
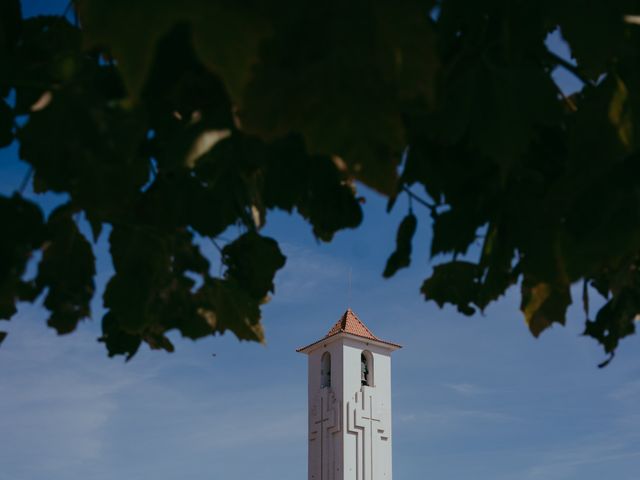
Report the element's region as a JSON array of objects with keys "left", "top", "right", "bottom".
[{"left": 2, "top": 0, "right": 640, "bottom": 365}]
